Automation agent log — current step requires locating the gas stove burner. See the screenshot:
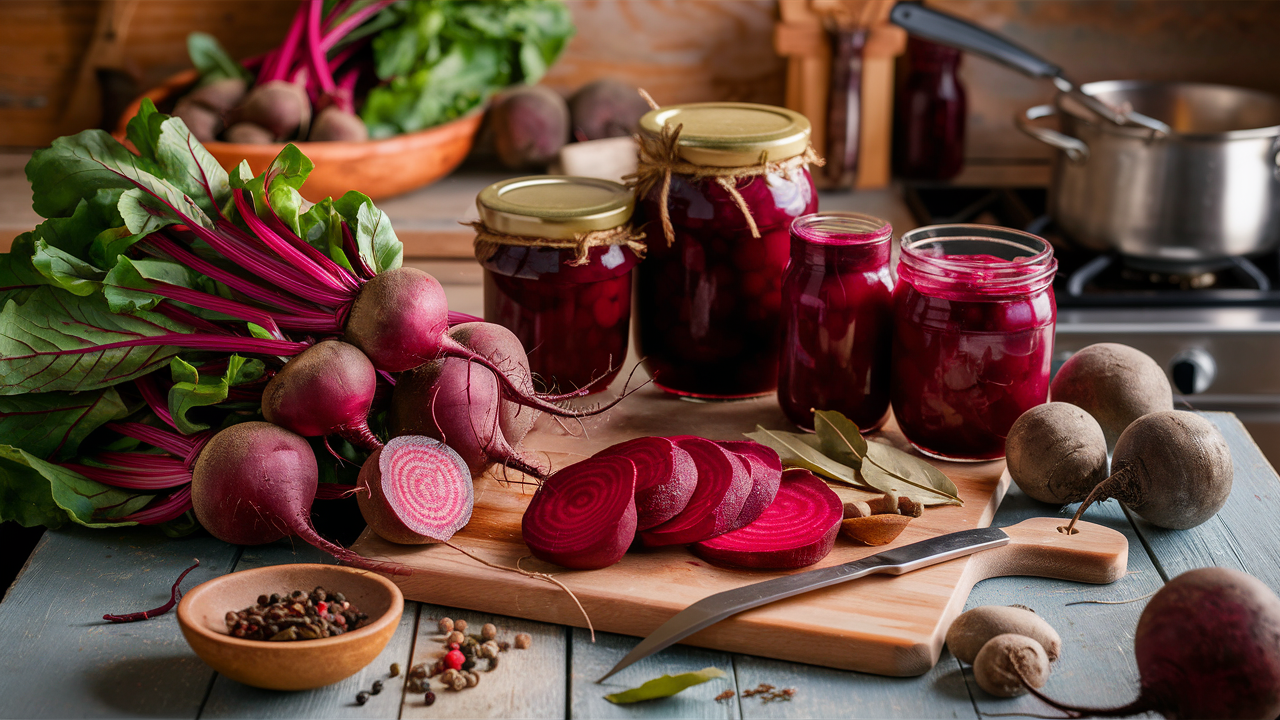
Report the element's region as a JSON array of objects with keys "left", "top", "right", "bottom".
[
  {"left": 1118, "top": 265, "right": 1219, "bottom": 290},
  {"left": 1119, "top": 255, "right": 1239, "bottom": 277}
]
